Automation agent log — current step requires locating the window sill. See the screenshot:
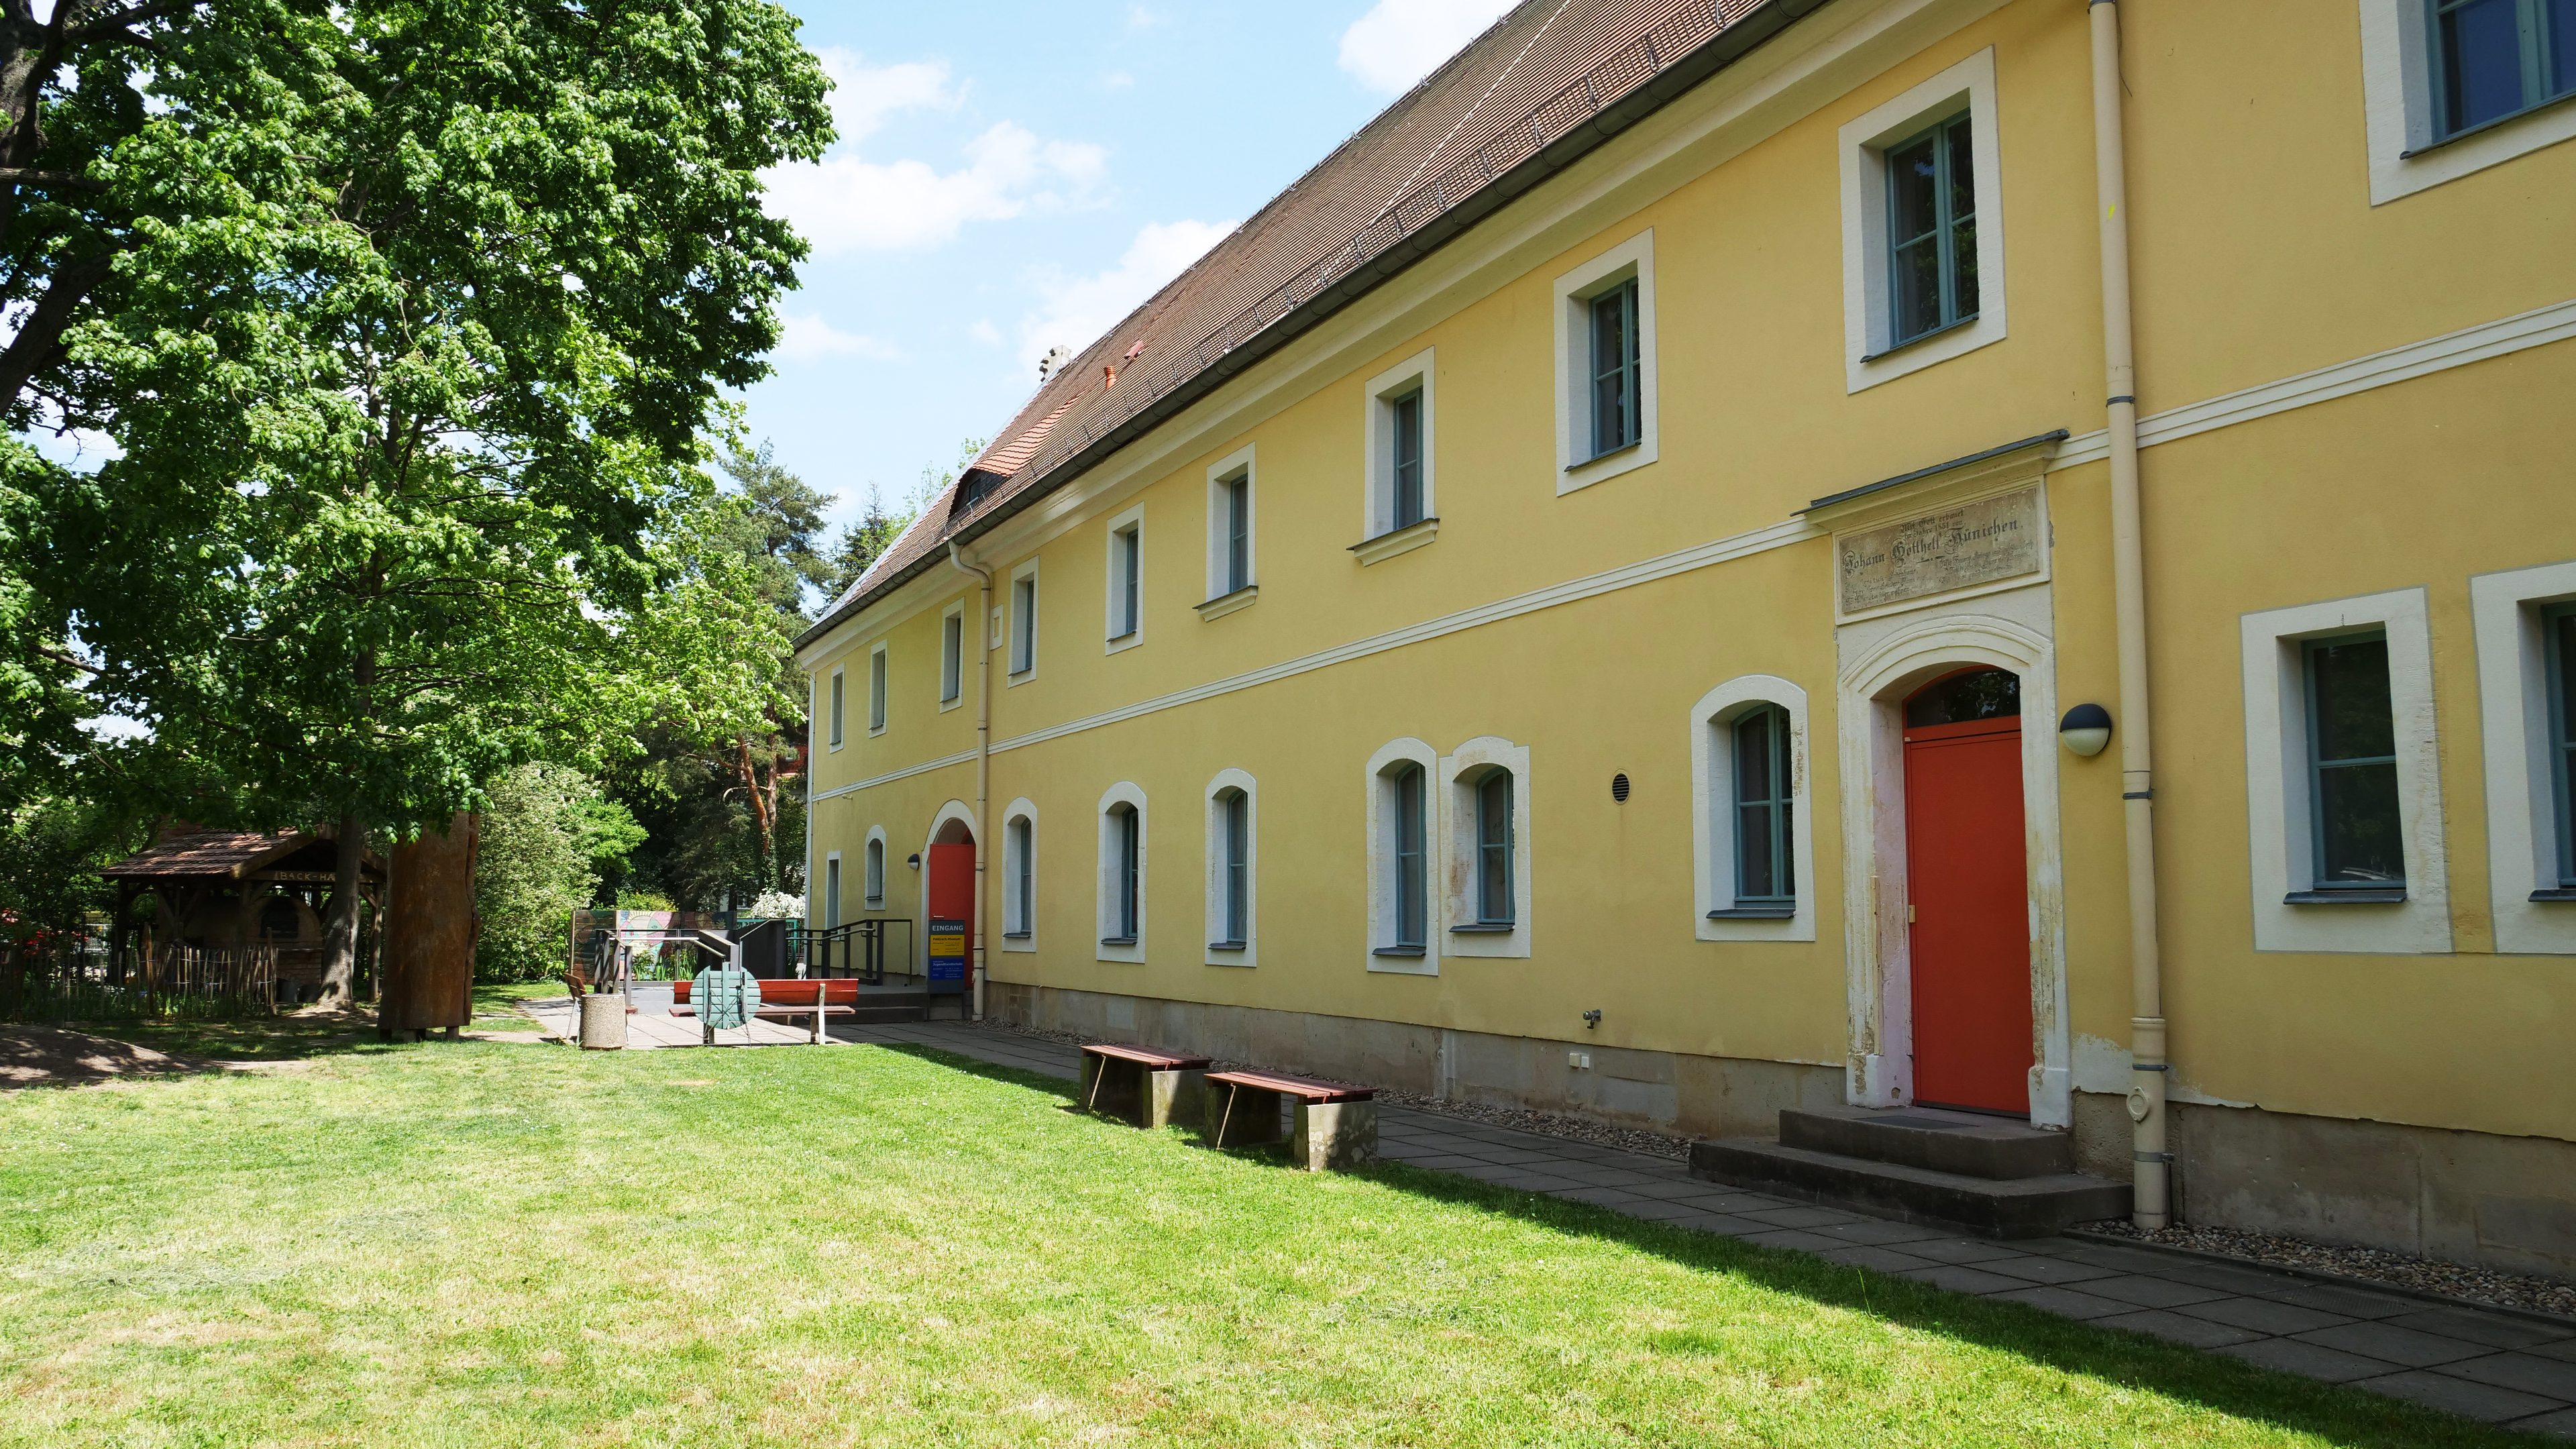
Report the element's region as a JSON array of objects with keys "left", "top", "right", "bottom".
[
  {"left": 938, "top": 695, "right": 963, "bottom": 712},
  {"left": 1196, "top": 584, "right": 1258, "bottom": 621},
  {"left": 1564, "top": 439, "right": 1642, "bottom": 473},
  {"left": 1350, "top": 516, "right": 1438, "bottom": 567},
  {"left": 1099, "top": 935, "right": 1138, "bottom": 947},
  {"left": 2402, "top": 90, "right": 2576, "bottom": 158},
  {"left": 1450, "top": 922, "right": 1515, "bottom": 934},
  {"left": 863, "top": 900, "right": 884, "bottom": 911},
  {"left": 1206, "top": 939, "right": 1247, "bottom": 951},
  {"left": 1002, "top": 930, "right": 1031, "bottom": 940},
  {"left": 1006, "top": 668, "right": 1035, "bottom": 687},
  {"left": 1707, "top": 904, "right": 1796, "bottom": 920},
  {"left": 2530, "top": 888, "right": 2576, "bottom": 903},
  {"left": 1862, "top": 313, "right": 1979, "bottom": 364},
  {"left": 1371, "top": 945, "right": 1426, "bottom": 958},
  {"left": 2284, "top": 889, "right": 2407, "bottom": 905}
]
